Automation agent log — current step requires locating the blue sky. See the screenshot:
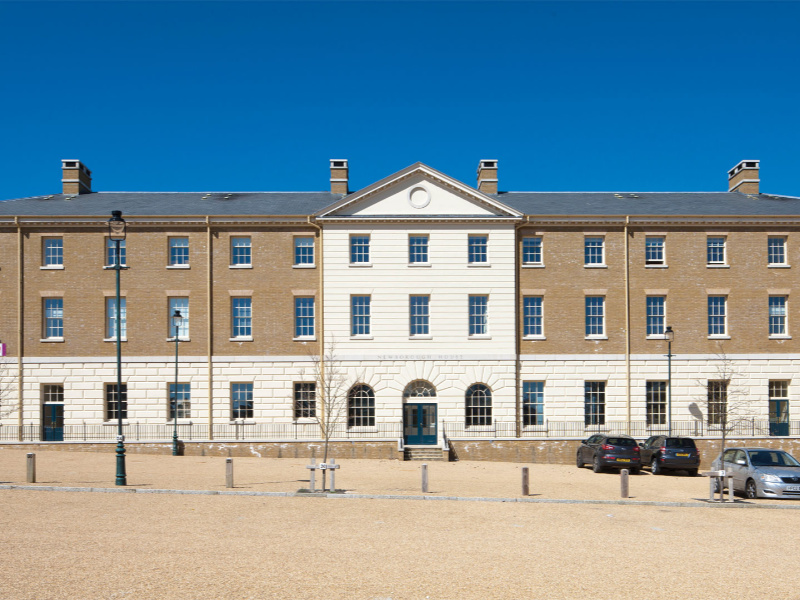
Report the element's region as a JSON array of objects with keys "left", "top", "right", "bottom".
[{"left": 1, "top": 0, "right": 799, "bottom": 199}]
